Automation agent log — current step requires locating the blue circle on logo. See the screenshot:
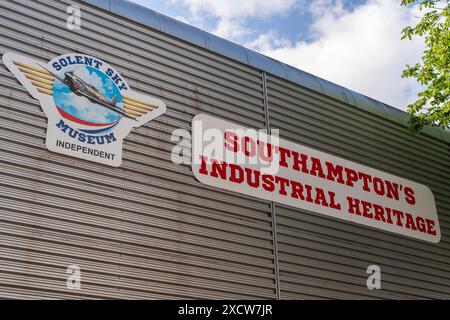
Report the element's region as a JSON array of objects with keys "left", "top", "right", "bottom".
[{"left": 52, "top": 66, "right": 123, "bottom": 127}]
